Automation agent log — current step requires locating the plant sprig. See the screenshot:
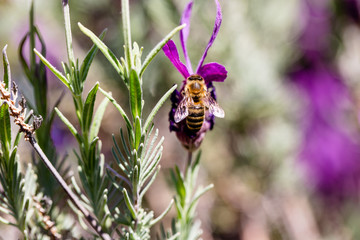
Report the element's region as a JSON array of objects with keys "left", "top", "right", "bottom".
[
  {"left": 34, "top": 0, "right": 112, "bottom": 238},
  {"left": 78, "top": 0, "right": 184, "bottom": 238}
]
